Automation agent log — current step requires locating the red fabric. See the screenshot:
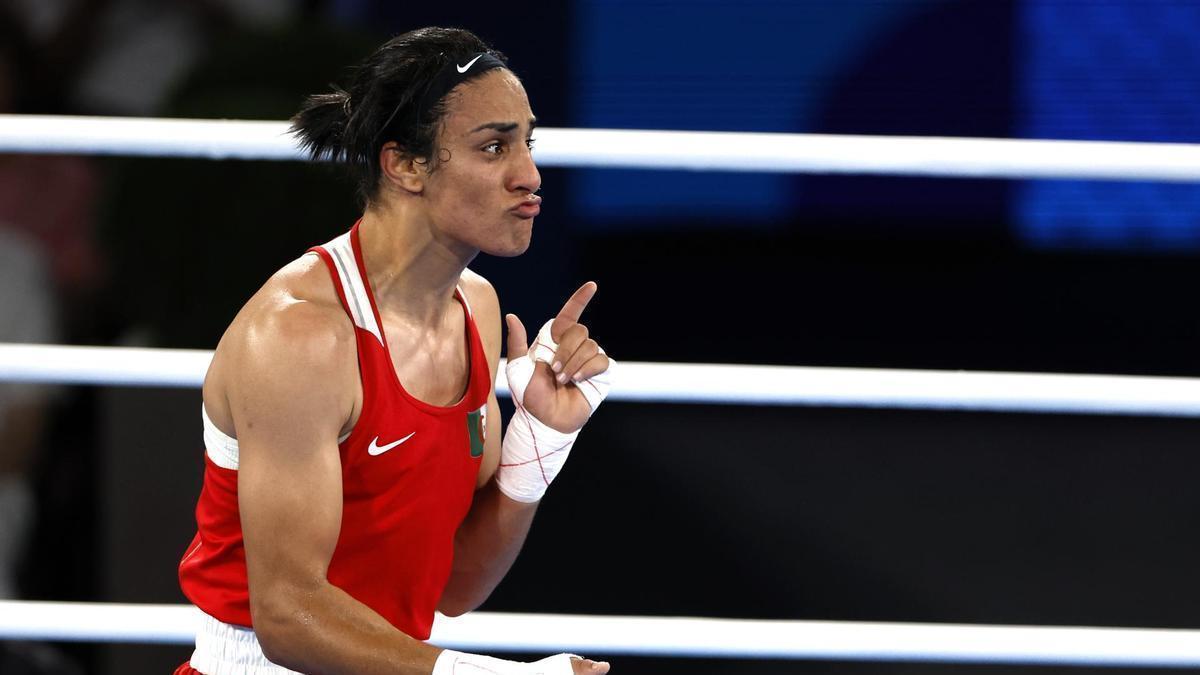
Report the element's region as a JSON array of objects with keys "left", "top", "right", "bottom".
[
  {"left": 179, "top": 221, "right": 489, "bottom": 639},
  {"left": 173, "top": 662, "right": 201, "bottom": 674}
]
